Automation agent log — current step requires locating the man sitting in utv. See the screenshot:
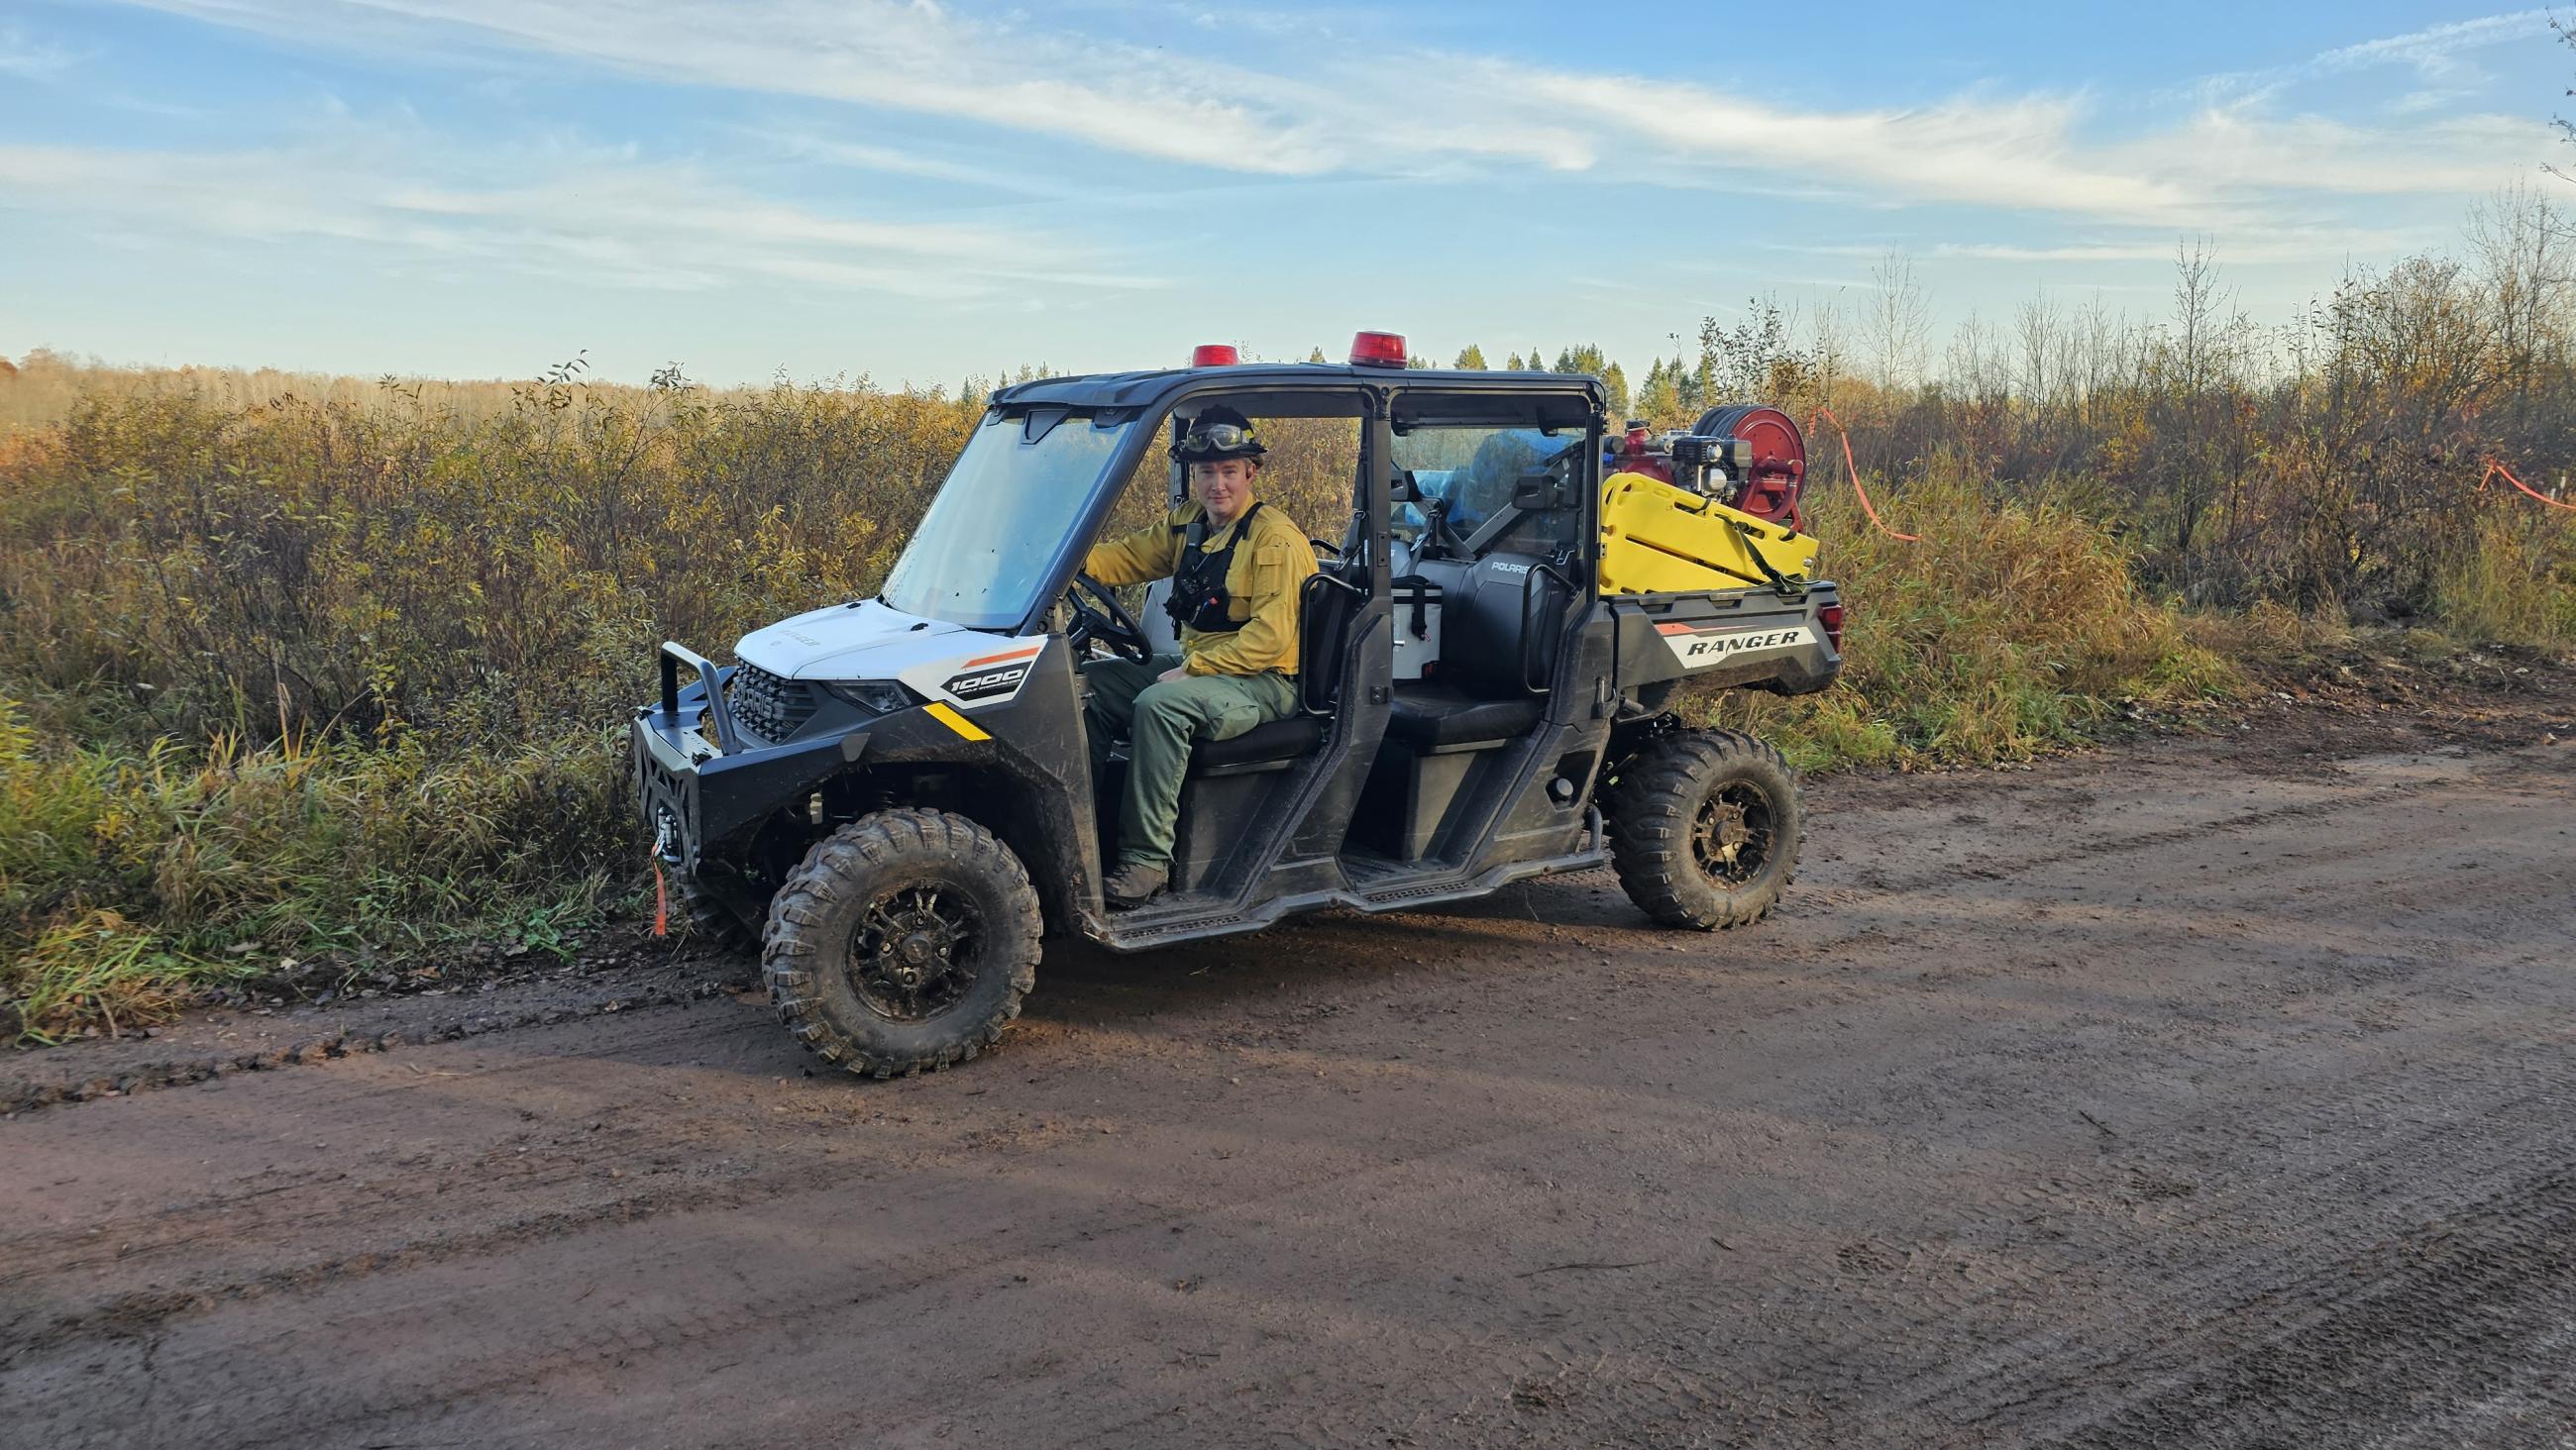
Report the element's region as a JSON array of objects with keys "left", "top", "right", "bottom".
[{"left": 1082, "top": 406, "right": 1317, "bottom": 907}]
